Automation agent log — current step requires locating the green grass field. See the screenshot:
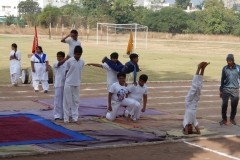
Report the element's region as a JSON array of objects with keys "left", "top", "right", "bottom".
[{"left": 1, "top": 34, "right": 240, "bottom": 85}]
